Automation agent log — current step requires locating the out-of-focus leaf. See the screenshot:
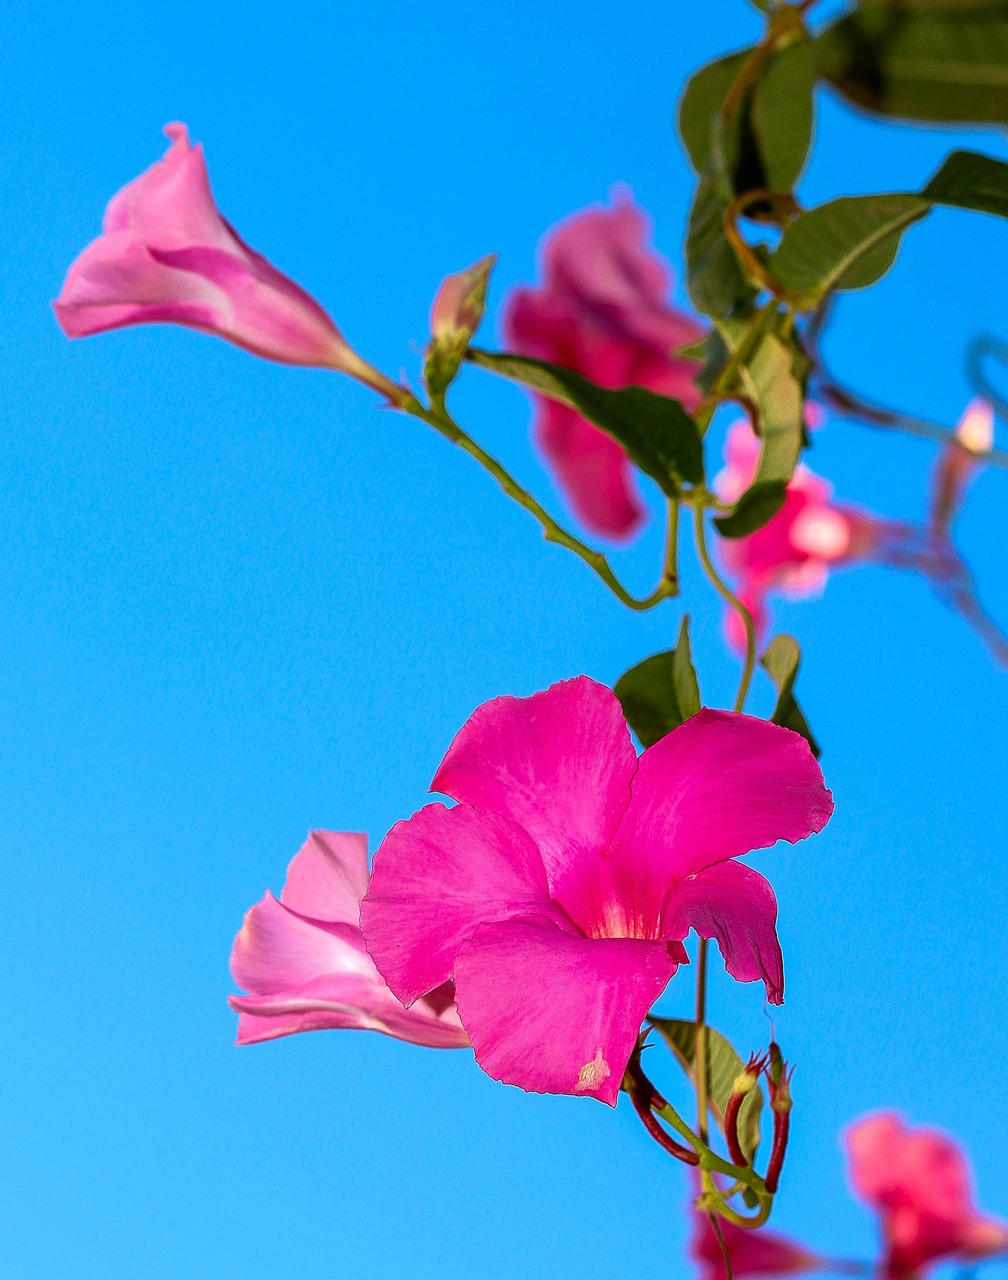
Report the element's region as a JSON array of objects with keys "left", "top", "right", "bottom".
[
  {"left": 761, "top": 634, "right": 820, "bottom": 758},
  {"left": 679, "top": 51, "right": 750, "bottom": 177},
  {"left": 686, "top": 177, "right": 758, "bottom": 318},
  {"left": 649, "top": 1017, "right": 763, "bottom": 1161},
  {"left": 614, "top": 617, "right": 702, "bottom": 749},
  {"left": 816, "top": 6, "right": 1008, "bottom": 124},
  {"left": 467, "top": 349, "right": 704, "bottom": 491},
  {"left": 770, "top": 151, "right": 1008, "bottom": 305},
  {"left": 770, "top": 194, "right": 929, "bottom": 304},
  {"left": 751, "top": 39, "right": 817, "bottom": 191},
  {"left": 714, "top": 331, "right": 805, "bottom": 538}
]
